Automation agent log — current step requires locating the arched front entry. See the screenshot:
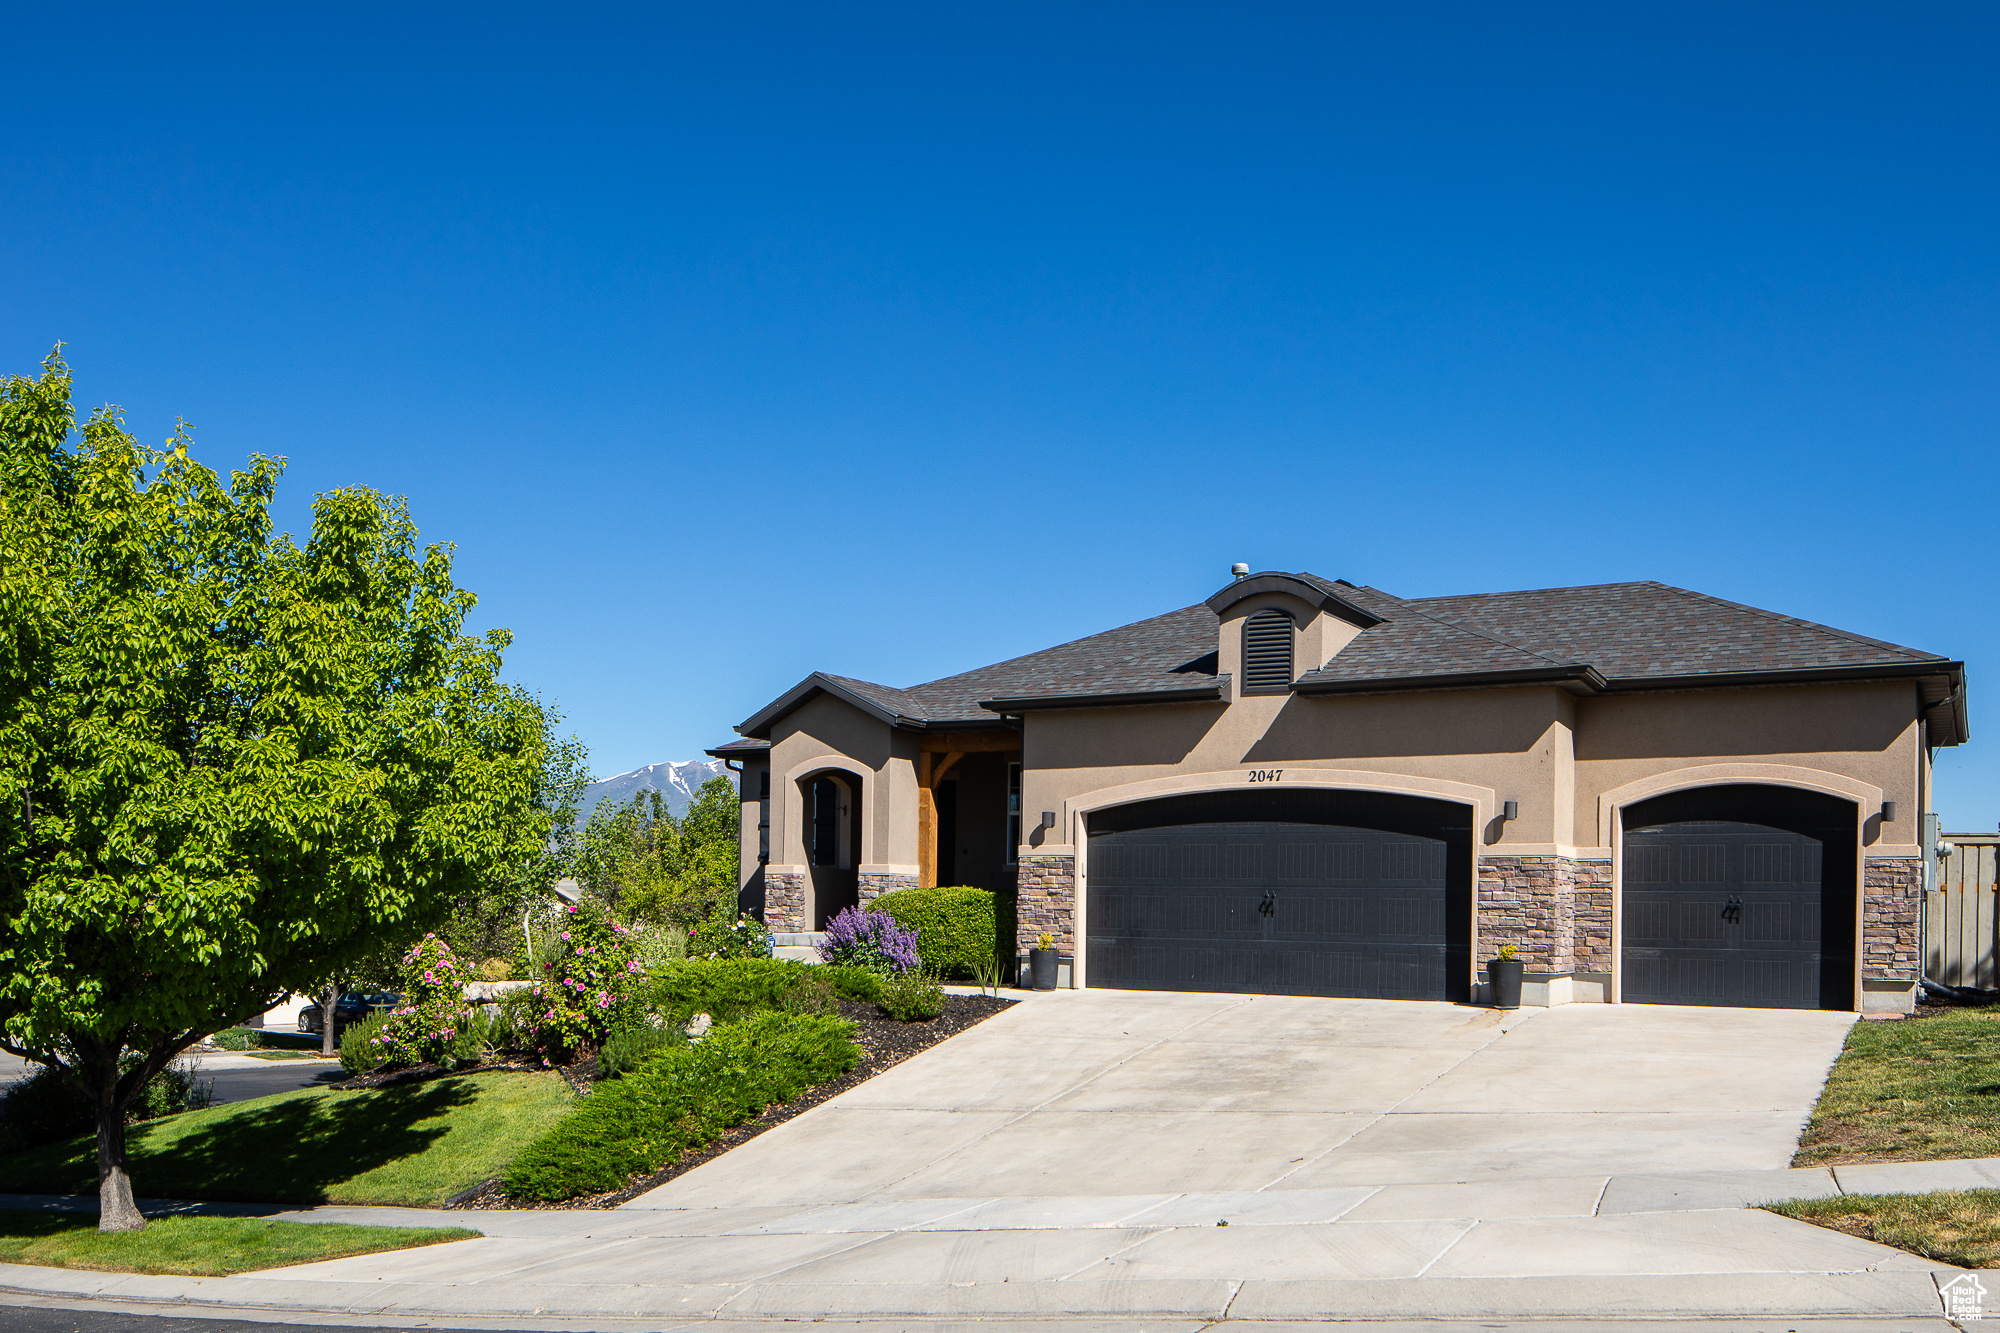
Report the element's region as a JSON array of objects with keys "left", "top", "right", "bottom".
[
  {"left": 1620, "top": 784, "right": 1856, "bottom": 1010},
  {"left": 1084, "top": 789, "right": 1473, "bottom": 1001},
  {"left": 801, "top": 771, "right": 861, "bottom": 929}
]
